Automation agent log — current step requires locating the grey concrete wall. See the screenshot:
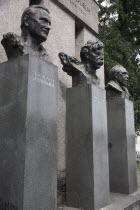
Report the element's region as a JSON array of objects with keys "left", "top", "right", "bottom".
[
  {"left": 53, "top": 0, "right": 99, "bottom": 33},
  {"left": 45, "top": 0, "right": 75, "bottom": 171},
  {"left": 0, "top": 0, "right": 103, "bottom": 171}
]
